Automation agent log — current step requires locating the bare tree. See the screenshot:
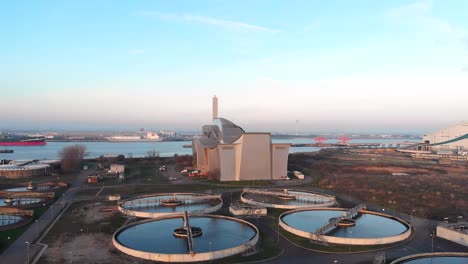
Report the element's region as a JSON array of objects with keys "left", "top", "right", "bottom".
[
  {"left": 146, "top": 150, "right": 160, "bottom": 159},
  {"left": 59, "top": 144, "right": 87, "bottom": 173}
]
